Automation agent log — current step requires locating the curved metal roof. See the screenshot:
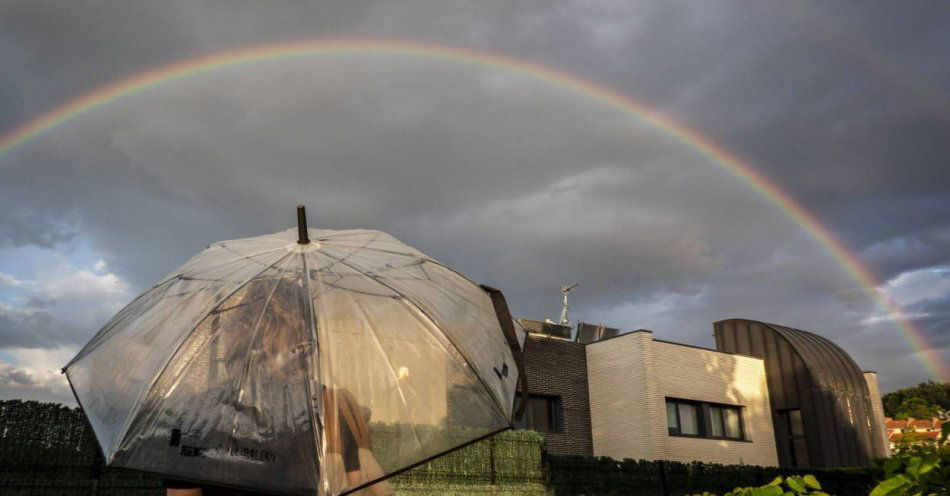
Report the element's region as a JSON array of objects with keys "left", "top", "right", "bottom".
[
  {"left": 741, "top": 319, "right": 868, "bottom": 393},
  {"left": 714, "top": 318, "right": 885, "bottom": 467}
]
